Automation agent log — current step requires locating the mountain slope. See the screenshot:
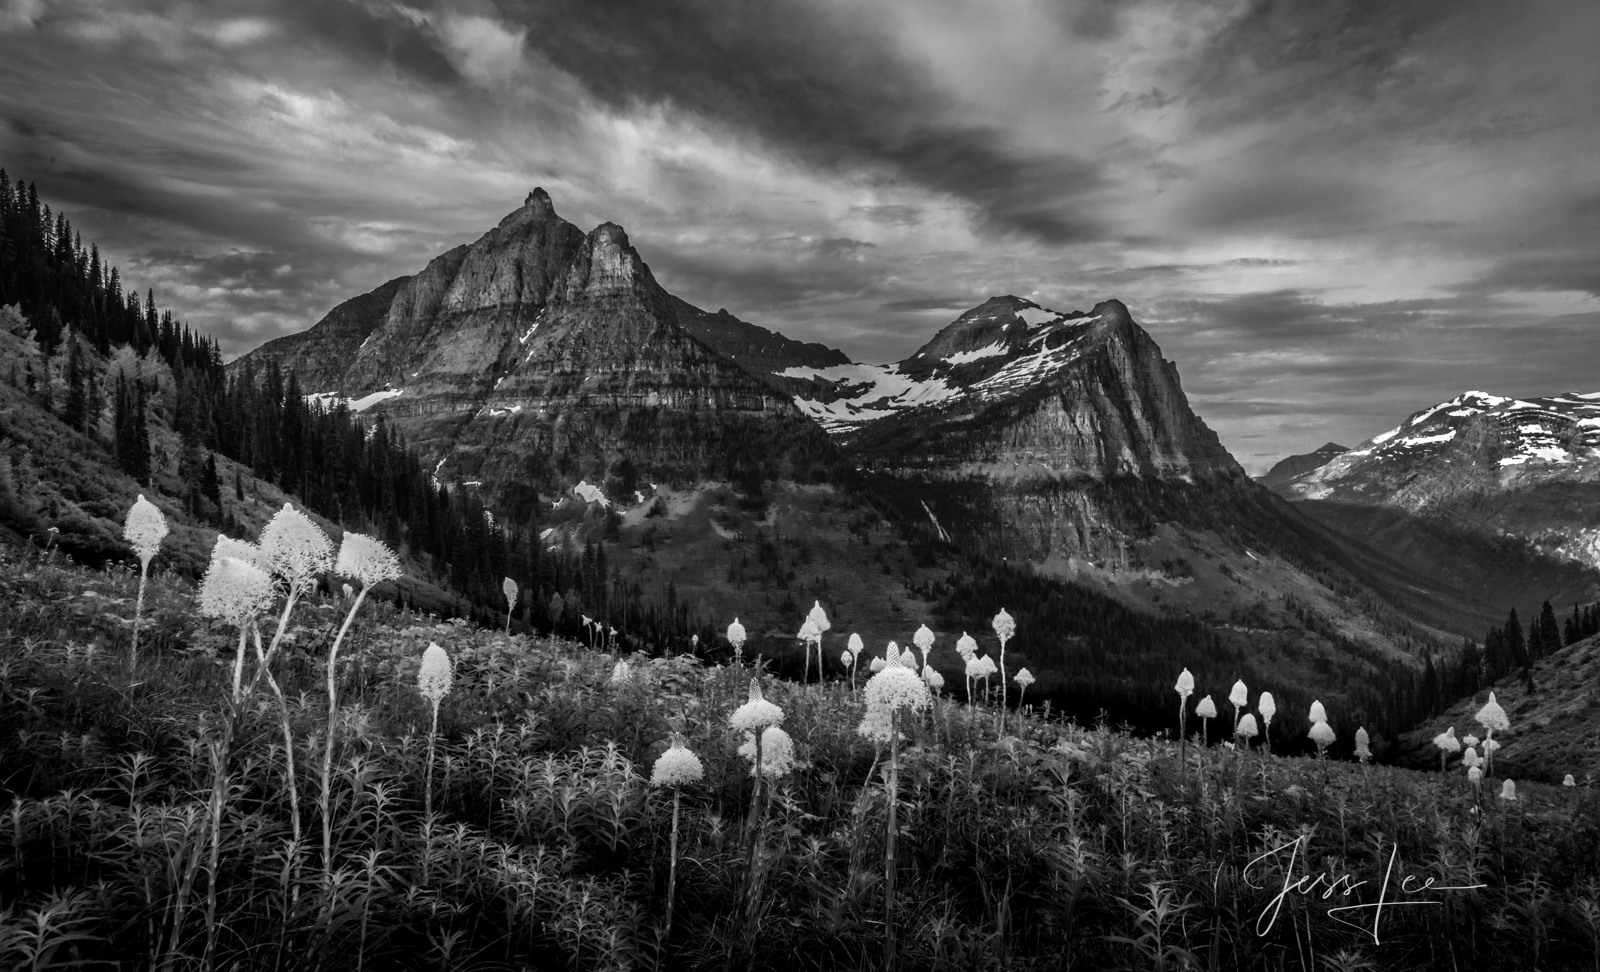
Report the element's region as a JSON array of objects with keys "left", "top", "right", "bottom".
[
  {"left": 1258, "top": 442, "right": 1347, "bottom": 490},
  {"left": 227, "top": 191, "right": 1480, "bottom": 734},
  {"left": 1264, "top": 390, "right": 1600, "bottom": 624}
]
